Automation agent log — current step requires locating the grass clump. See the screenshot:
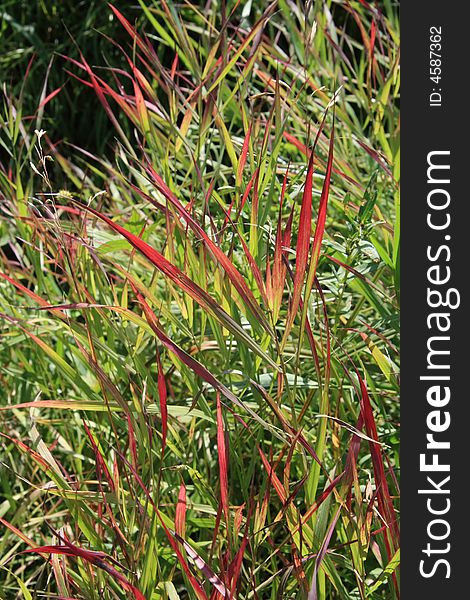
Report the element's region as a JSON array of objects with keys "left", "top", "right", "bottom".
[{"left": 0, "top": 1, "right": 399, "bottom": 598}]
